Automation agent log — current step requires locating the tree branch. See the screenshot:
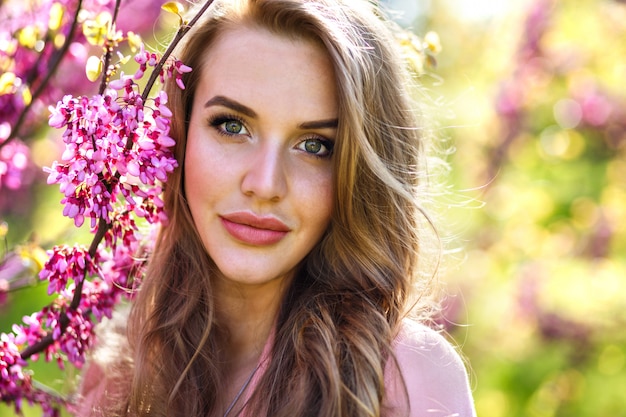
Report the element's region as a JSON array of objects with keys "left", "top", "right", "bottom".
[{"left": 139, "top": 0, "right": 216, "bottom": 103}]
